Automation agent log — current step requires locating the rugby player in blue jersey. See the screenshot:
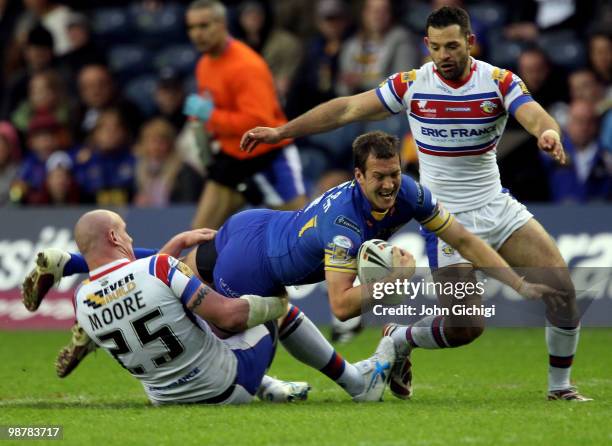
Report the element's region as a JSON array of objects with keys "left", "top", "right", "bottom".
[{"left": 24, "top": 131, "right": 559, "bottom": 402}]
